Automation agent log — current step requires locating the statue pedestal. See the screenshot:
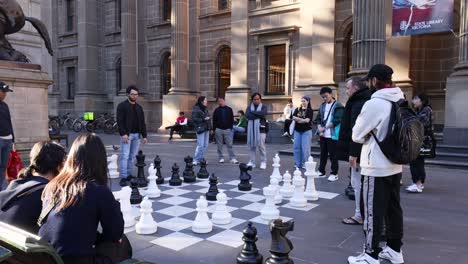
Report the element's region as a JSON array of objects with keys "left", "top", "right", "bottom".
[{"left": 0, "top": 61, "right": 52, "bottom": 160}]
